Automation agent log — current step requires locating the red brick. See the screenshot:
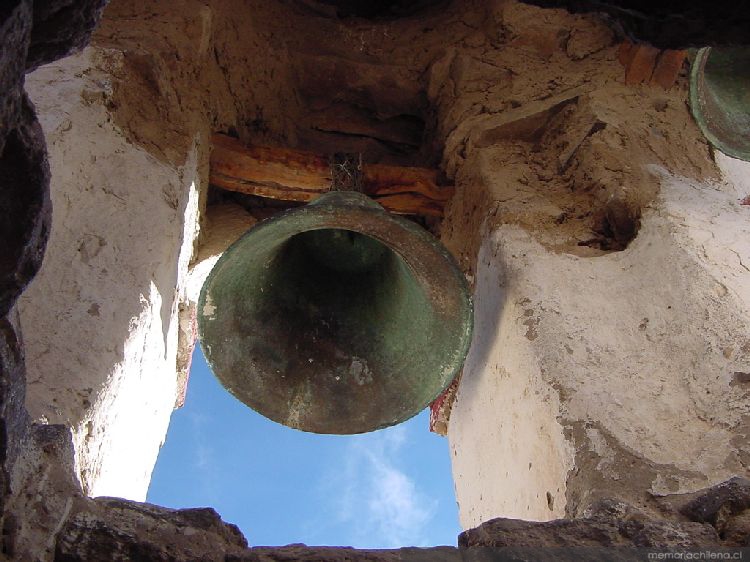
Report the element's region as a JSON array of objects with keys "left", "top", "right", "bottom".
[
  {"left": 651, "top": 49, "right": 687, "bottom": 90},
  {"left": 625, "top": 44, "right": 660, "bottom": 85}
]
